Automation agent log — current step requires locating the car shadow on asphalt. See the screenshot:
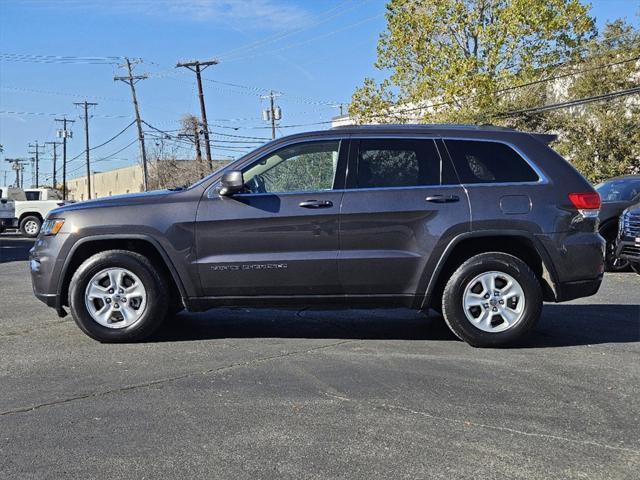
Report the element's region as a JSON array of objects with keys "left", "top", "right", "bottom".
[
  {"left": 150, "top": 303, "right": 640, "bottom": 348},
  {"left": 0, "top": 236, "right": 33, "bottom": 263}
]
